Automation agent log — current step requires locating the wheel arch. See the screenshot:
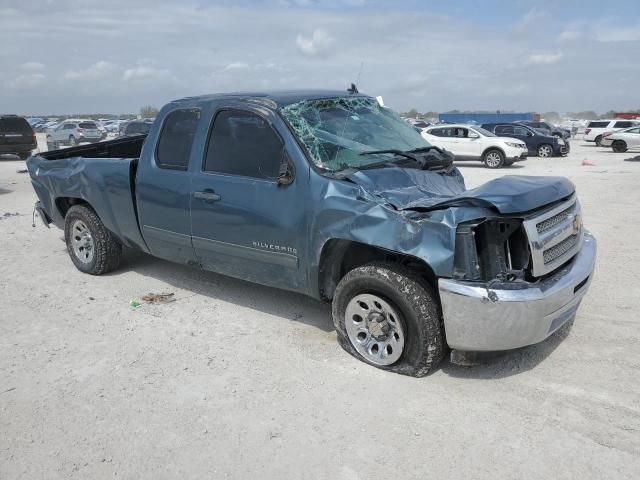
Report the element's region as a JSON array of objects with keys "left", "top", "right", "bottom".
[
  {"left": 317, "top": 239, "right": 439, "bottom": 302},
  {"left": 55, "top": 197, "right": 92, "bottom": 218},
  {"left": 481, "top": 145, "right": 505, "bottom": 159}
]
